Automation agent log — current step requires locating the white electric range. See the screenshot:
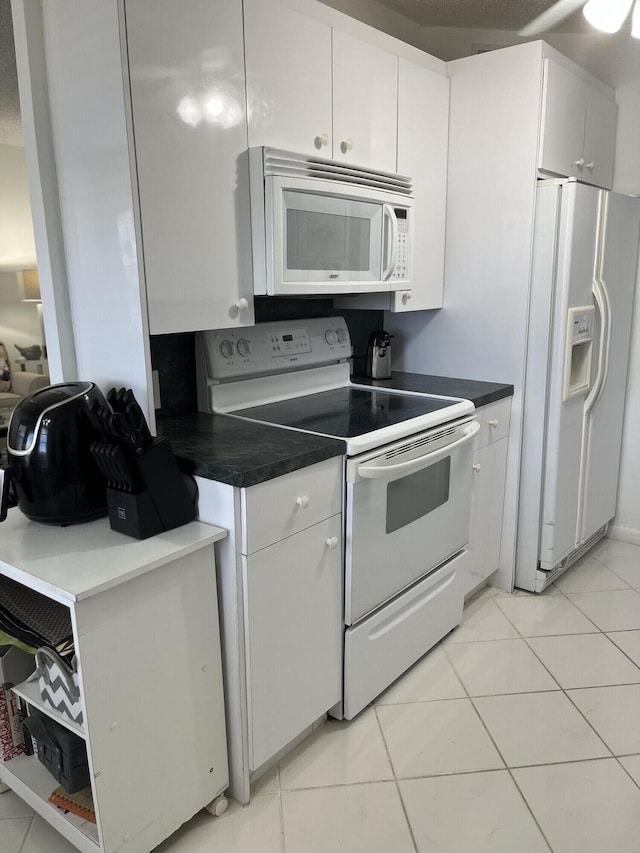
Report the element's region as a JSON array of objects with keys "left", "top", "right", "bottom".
[{"left": 196, "top": 317, "right": 478, "bottom": 718}]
